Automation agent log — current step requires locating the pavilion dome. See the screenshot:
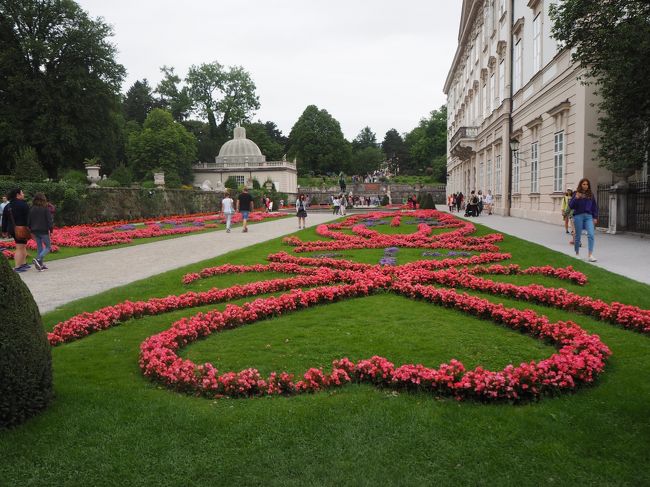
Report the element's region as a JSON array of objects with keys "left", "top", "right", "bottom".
[{"left": 216, "top": 126, "right": 266, "bottom": 164}]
